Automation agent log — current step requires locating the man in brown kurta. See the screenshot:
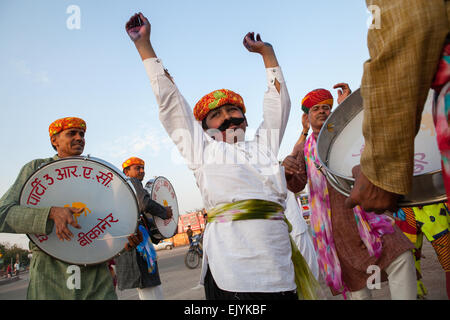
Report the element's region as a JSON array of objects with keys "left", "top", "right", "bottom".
[
  {"left": 346, "top": 0, "right": 449, "bottom": 212},
  {"left": 283, "top": 85, "right": 416, "bottom": 299}
]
